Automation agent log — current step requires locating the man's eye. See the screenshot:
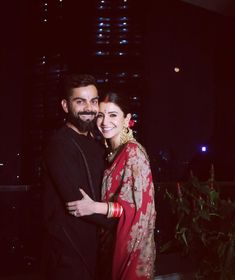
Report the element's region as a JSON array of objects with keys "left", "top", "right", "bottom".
[
  {"left": 76, "top": 100, "right": 83, "bottom": 104},
  {"left": 92, "top": 99, "right": 98, "bottom": 105}
]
